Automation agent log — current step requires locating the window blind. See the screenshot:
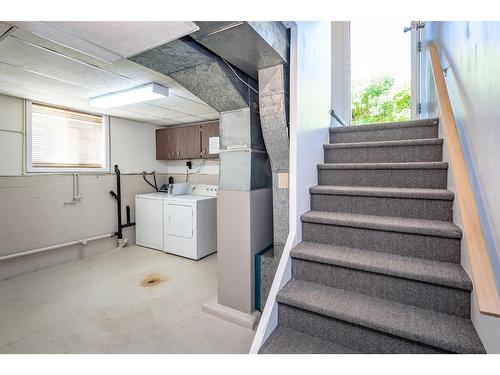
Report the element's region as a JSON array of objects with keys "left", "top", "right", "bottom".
[{"left": 31, "top": 103, "right": 105, "bottom": 169}]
